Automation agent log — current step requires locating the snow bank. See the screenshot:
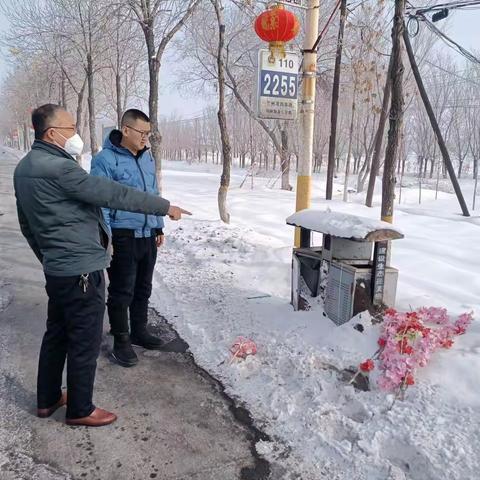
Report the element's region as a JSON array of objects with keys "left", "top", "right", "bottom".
[
  {"left": 149, "top": 161, "right": 480, "bottom": 480},
  {"left": 286, "top": 208, "right": 403, "bottom": 240}
]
